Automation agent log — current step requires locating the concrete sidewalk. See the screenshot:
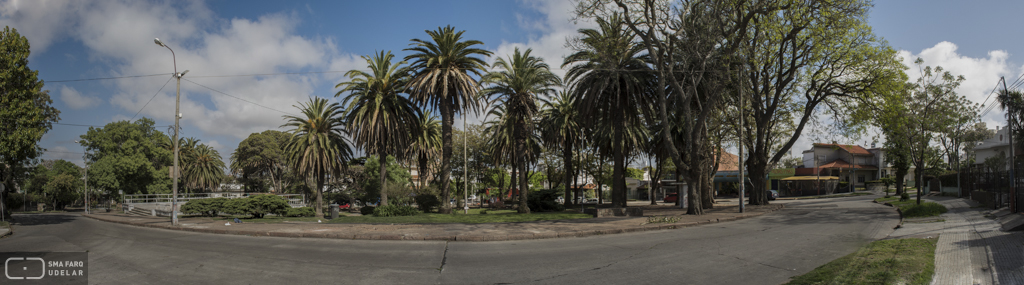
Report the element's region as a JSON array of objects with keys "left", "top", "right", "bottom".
[
  {"left": 84, "top": 203, "right": 784, "bottom": 242},
  {"left": 892, "top": 196, "right": 1024, "bottom": 285}
]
